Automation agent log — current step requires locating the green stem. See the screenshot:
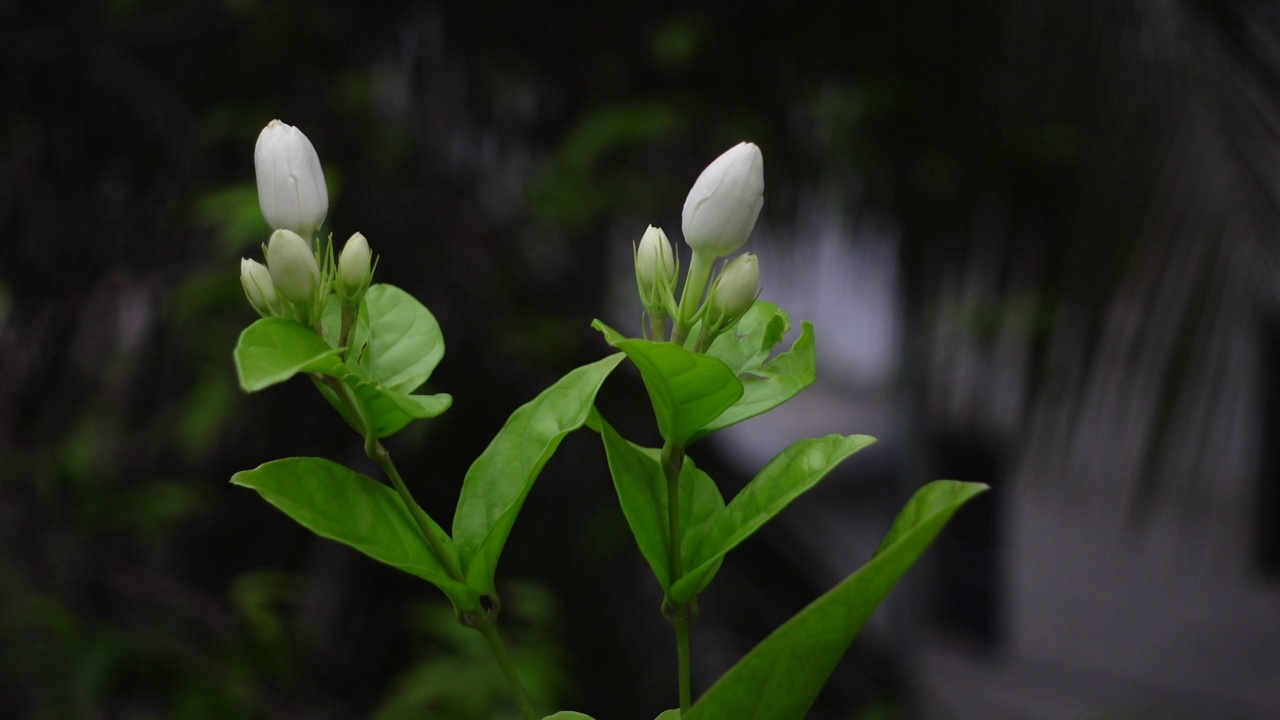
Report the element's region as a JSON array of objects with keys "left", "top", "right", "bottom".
[
  {"left": 676, "top": 617, "right": 692, "bottom": 712},
  {"left": 661, "top": 439, "right": 695, "bottom": 711},
  {"left": 368, "top": 438, "right": 466, "bottom": 583},
  {"left": 671, "top": 251, "right": 714, "bottom": 346},
  {"left": 649, "top": 310, "right": 668, "bottom": 343},
  {"left": 476, "top": 616, "right": 537, "bottom": 720}
]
